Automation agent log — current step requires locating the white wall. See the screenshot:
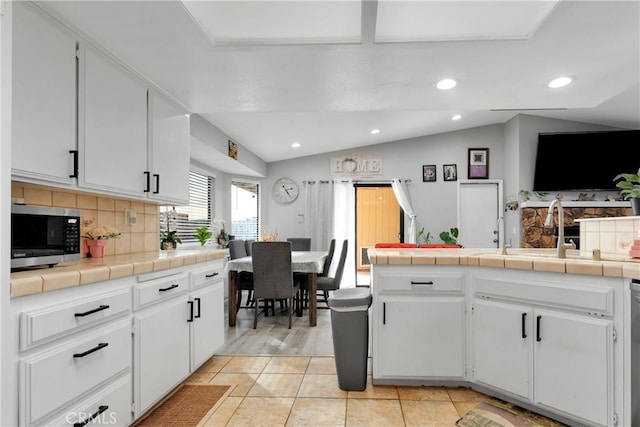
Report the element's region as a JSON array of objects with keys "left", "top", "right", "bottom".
[{"left": 264, "top": 124, "right": 505, "bottom": 244}]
